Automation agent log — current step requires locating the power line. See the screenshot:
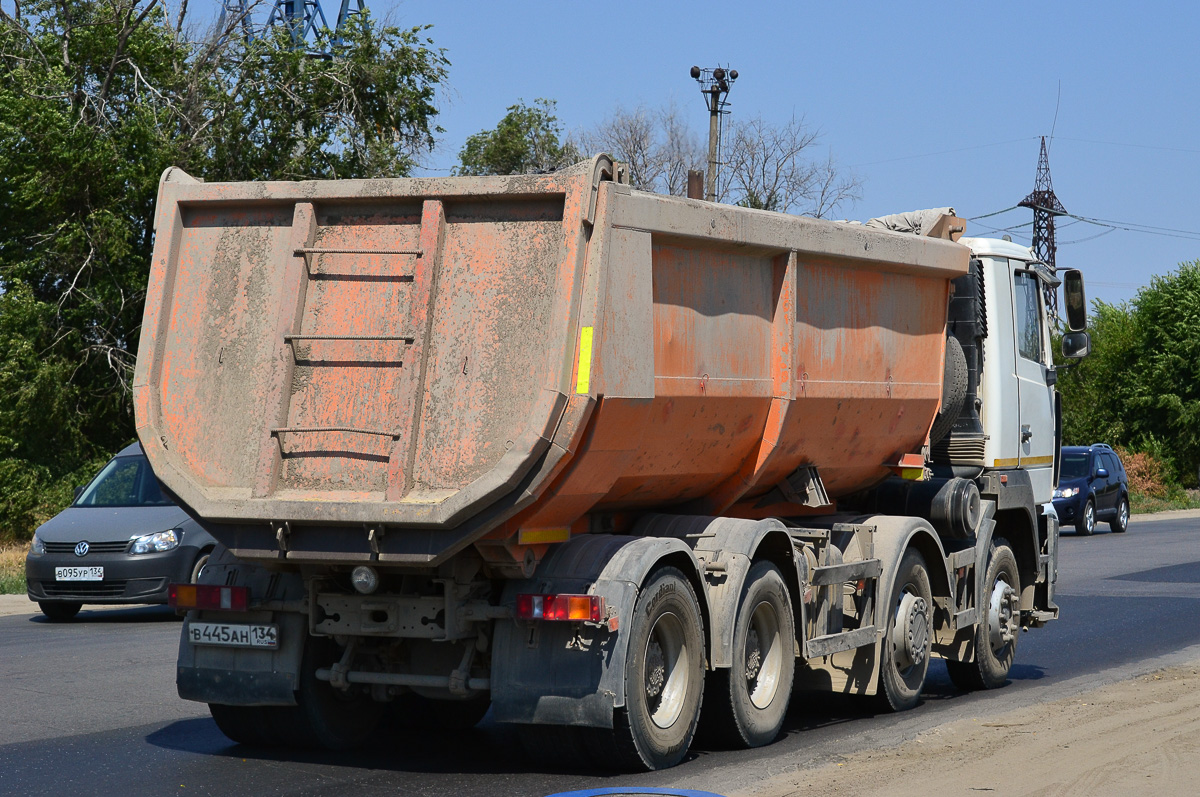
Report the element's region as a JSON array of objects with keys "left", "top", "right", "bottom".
[
  {"left": 1055, "top": 136, "right": 1200, "bottom": 155},
  {"left": 853, "top": 137, "right": 1040, "bottom": 168}
]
